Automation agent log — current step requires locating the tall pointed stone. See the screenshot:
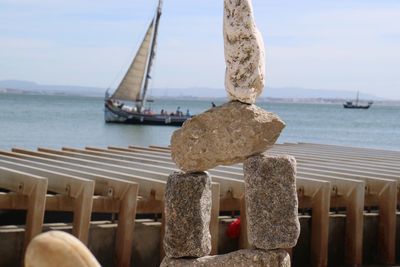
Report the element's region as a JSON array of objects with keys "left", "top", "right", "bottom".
[{"left": 224, "top": 0, "right": 265, "bottom": 104}]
